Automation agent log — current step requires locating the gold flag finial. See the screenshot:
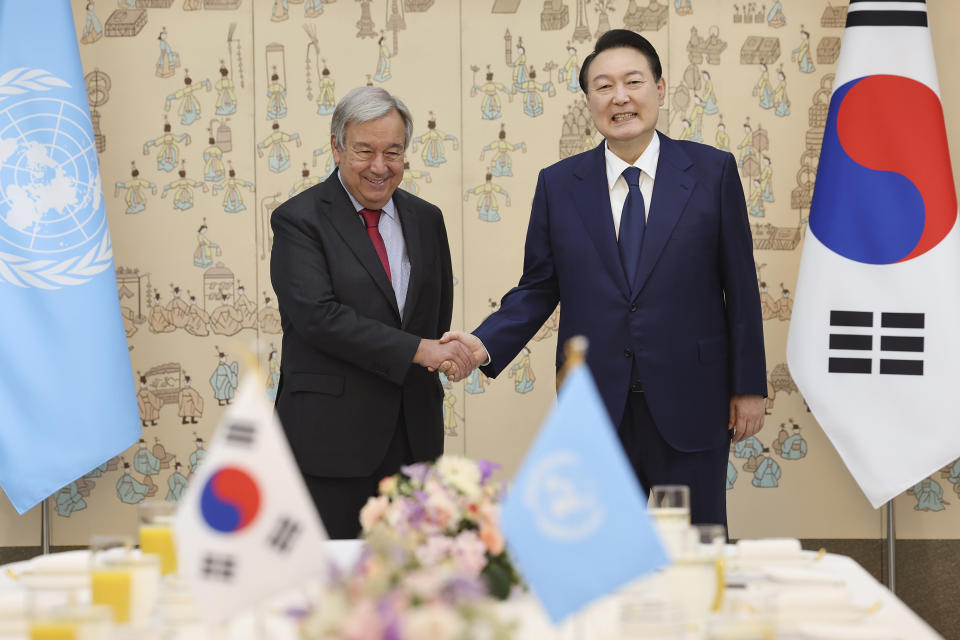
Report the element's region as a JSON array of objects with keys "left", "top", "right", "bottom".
[{"left": 556, "top": 335, "right": 588, "bottom": 389}]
